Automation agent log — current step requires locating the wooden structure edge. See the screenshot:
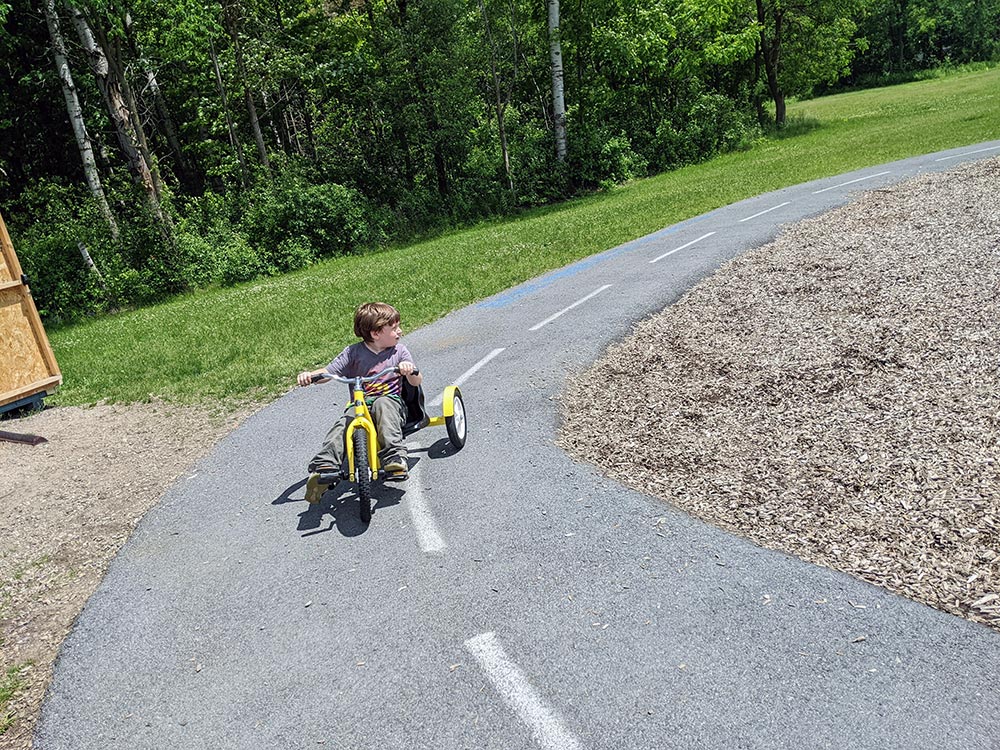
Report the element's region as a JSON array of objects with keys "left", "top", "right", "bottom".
[{"left": 0, "top": 210, "right": 63, "bottom": 409}]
